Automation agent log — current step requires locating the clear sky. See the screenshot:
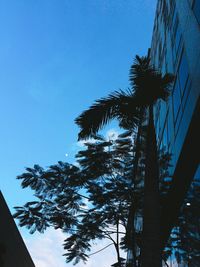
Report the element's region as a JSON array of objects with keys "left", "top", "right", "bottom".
[{"left": 0, "top": 0, "right": 157, "bottom": 266}]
